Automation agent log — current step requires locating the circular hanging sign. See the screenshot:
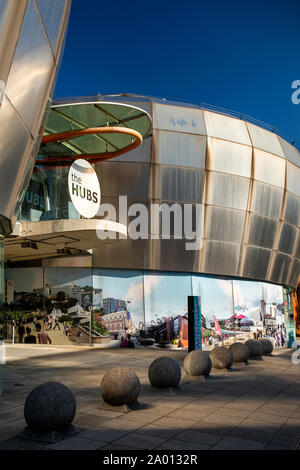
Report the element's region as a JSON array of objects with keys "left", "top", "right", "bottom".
[{"left": 68, "top": 159, "right": 101, "bottom": 218}]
